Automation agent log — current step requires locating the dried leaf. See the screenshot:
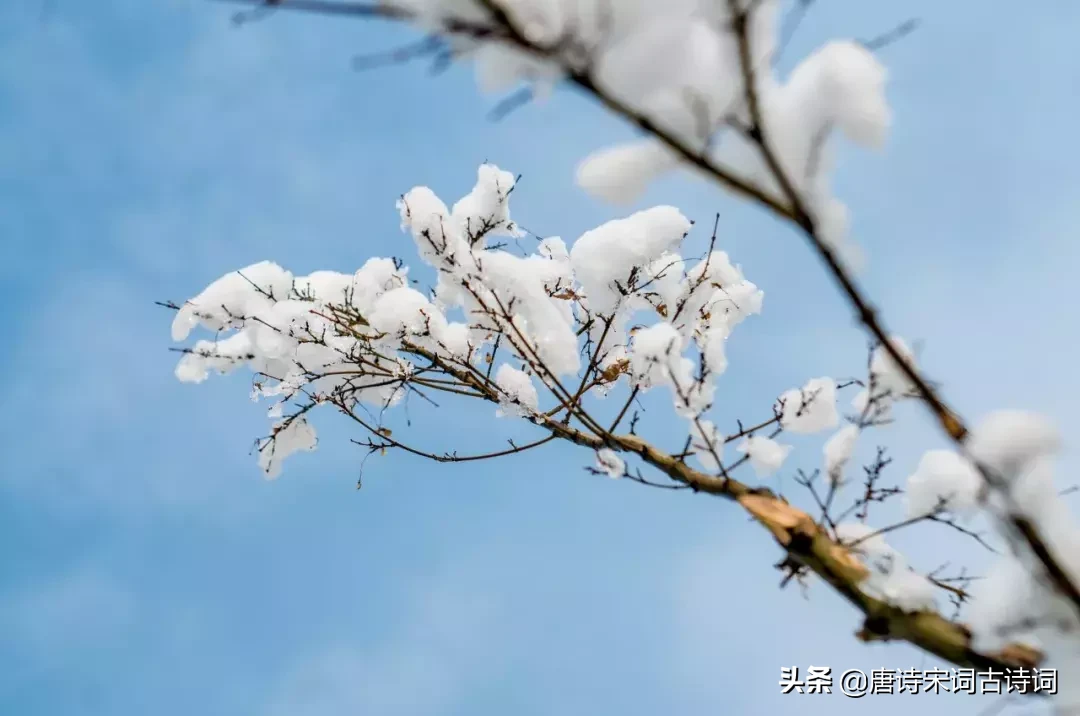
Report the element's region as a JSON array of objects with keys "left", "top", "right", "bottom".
[{"left": 599, "top": 359, "right": 630, "bottom": 383}]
